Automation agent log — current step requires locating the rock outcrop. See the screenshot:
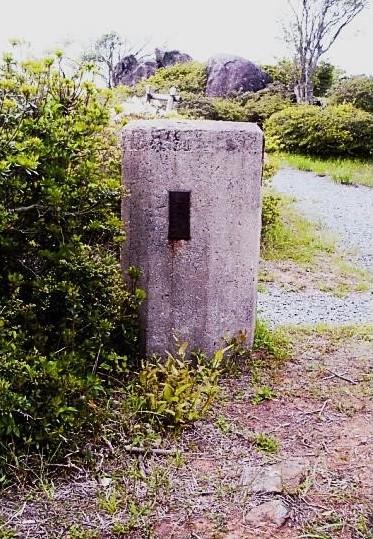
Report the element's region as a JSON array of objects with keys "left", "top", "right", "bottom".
[
  {"left": 206, "top": 54, "right": 271, "bottom": 97},
  {"left": 113, "top": 48, "right": 193, "bottom": 87},
  {"left": 112, "top": 55, "right": 157, "bottom": 87},
  {"left": 155, "top": 48, "right": 193, "bottom": 68}
]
